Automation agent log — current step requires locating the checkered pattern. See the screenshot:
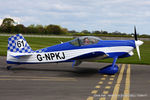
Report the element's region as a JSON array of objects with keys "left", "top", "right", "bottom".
[
  {"left": 35, "top": 49, "right": 45, "bottom": 53},
  {"left": 8, "top": 34, "right": 34, "bottom": 53}
]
